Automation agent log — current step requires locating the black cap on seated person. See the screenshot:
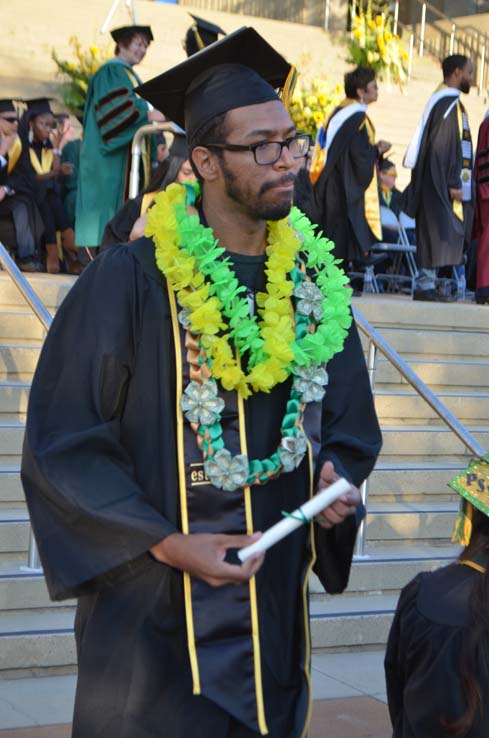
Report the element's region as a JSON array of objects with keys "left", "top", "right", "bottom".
[
  {"left": 111, "top": 25, "right": 154, "bottom": 44},
  {"left": 184, "top": 14, "right": 226, "bottom": 56},
  {"left": 24, "top": 98, "right": 55, "bottom": 117},
  {"left": 0, "top": 99, "right": 18, "bottom": 115},
  {"left": 135, "top": 27, "right": 293, "bottom": 141}
]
